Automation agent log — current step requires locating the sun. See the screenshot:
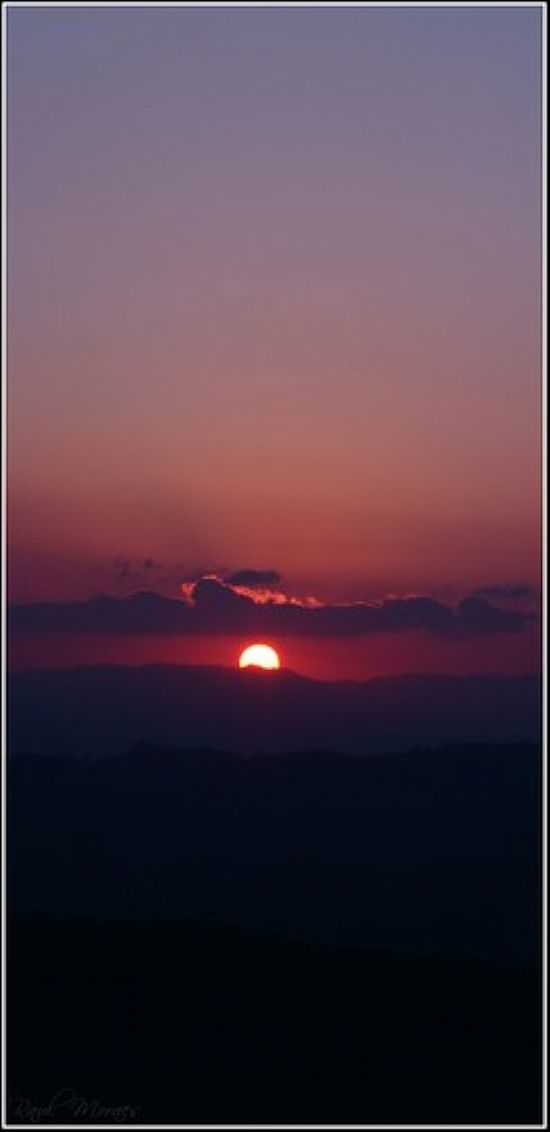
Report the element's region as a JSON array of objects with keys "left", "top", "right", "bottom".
[{"left": 238, "top": 643, "right": 281, "bottom": 670}]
